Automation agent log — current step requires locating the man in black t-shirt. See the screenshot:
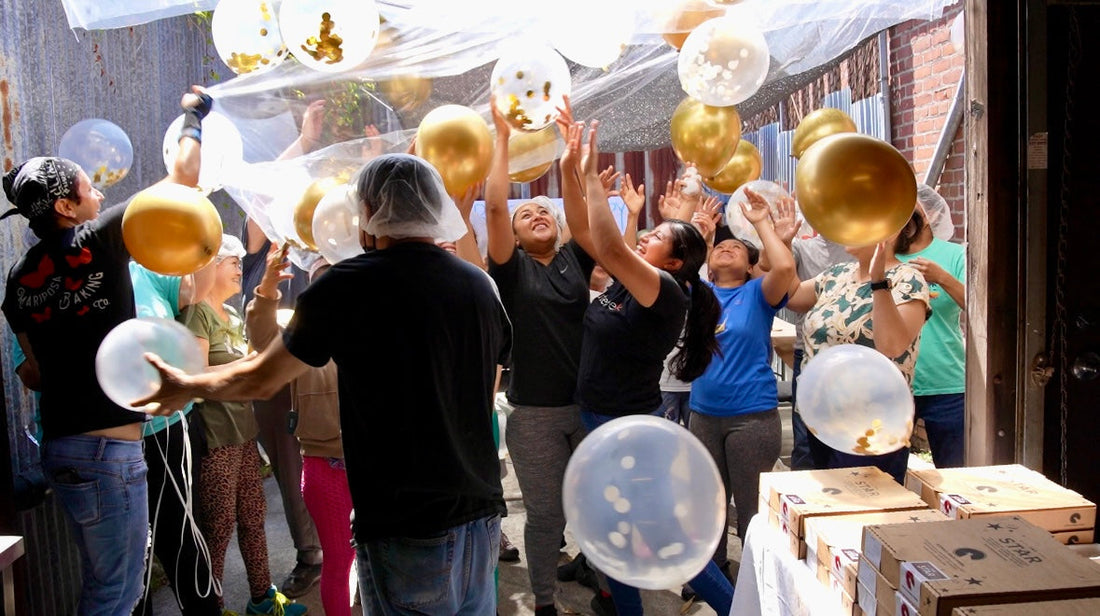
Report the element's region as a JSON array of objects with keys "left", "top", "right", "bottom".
[
  {"left": 138, "top": 153, "right": 512, "bottom": 614},
  {"left": 2, "top": 88, "right": 209, "bottom": 615}
]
